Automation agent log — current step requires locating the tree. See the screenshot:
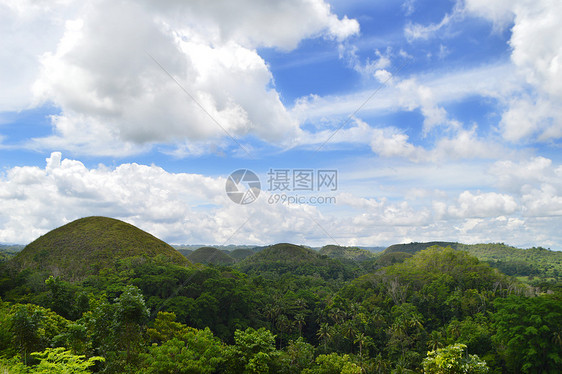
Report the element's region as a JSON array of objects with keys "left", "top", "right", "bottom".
[
  {"left": 224, "top": 327, "right": 278, "bottom": 373},
  {"left": 11, "top": 304, "right": 44, "bottom": 364},
  {"left": 354, "top": 332, "right": 372, "bottom": 365},
  {"left": 492, "top": 295, "right": 562, "bottom": 373},
  {"left": 317, "top": 323, "right": 333, "bottom": 352},
  {"left": 31, "top": 347, "right": 104, "bottom": 373},
  {"left": 295, "top": 313, "right": 306, "bottom": 337},
  {"left": 302, "top": 353, "right": 361, "bottom": 374},
  {"left": 142, "top": 312, "right": 225, "bottom": 374},
  {"left": 44, "top": 276, "right": 74, "bottom": 319},
  {"left": 422, "top": 343, "right": 488, "bottom": 374},
  {"left": 278, "top": 337, "right": 315, "bottom": 373},
  {"left": 113, "top": 285, "right": 150, "bottom": 365}
]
